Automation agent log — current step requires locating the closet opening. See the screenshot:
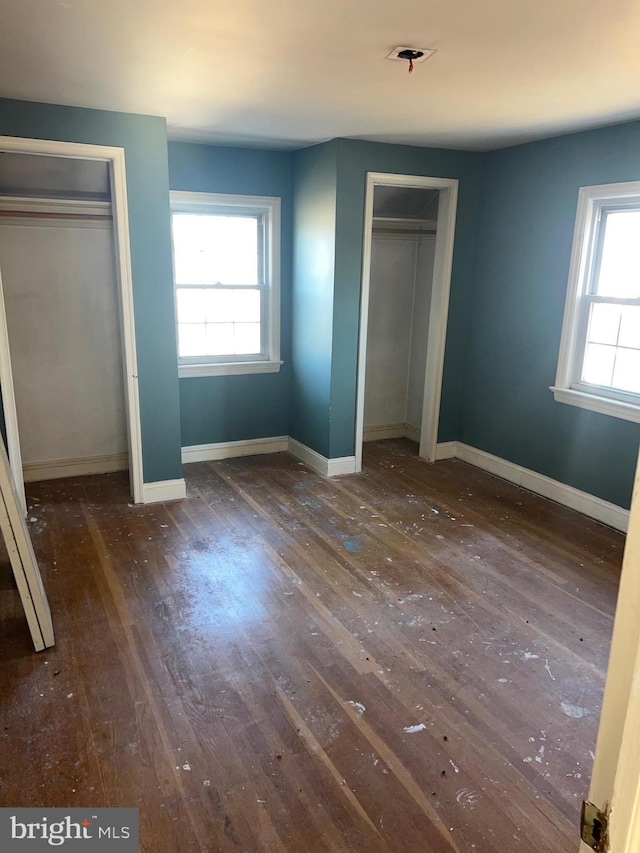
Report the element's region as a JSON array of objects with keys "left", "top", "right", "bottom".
[
  {"left": 0, "top": 137, "right": 143, "bottom": 509},
  {"left": 355, "top": 173, "right": 459, "bottom": 472}
]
